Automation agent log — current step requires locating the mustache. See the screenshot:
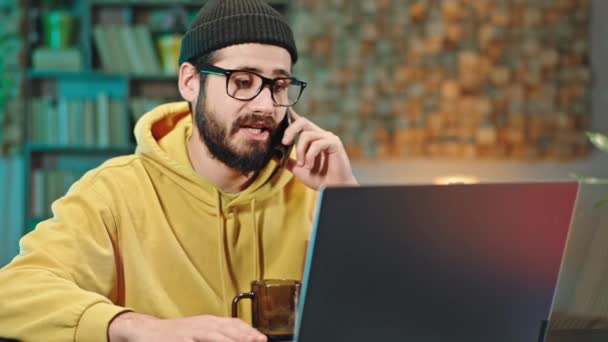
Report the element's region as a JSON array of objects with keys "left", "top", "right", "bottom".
[{"left": 230, "top": 114, "right": 278, "bottom": 135}]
